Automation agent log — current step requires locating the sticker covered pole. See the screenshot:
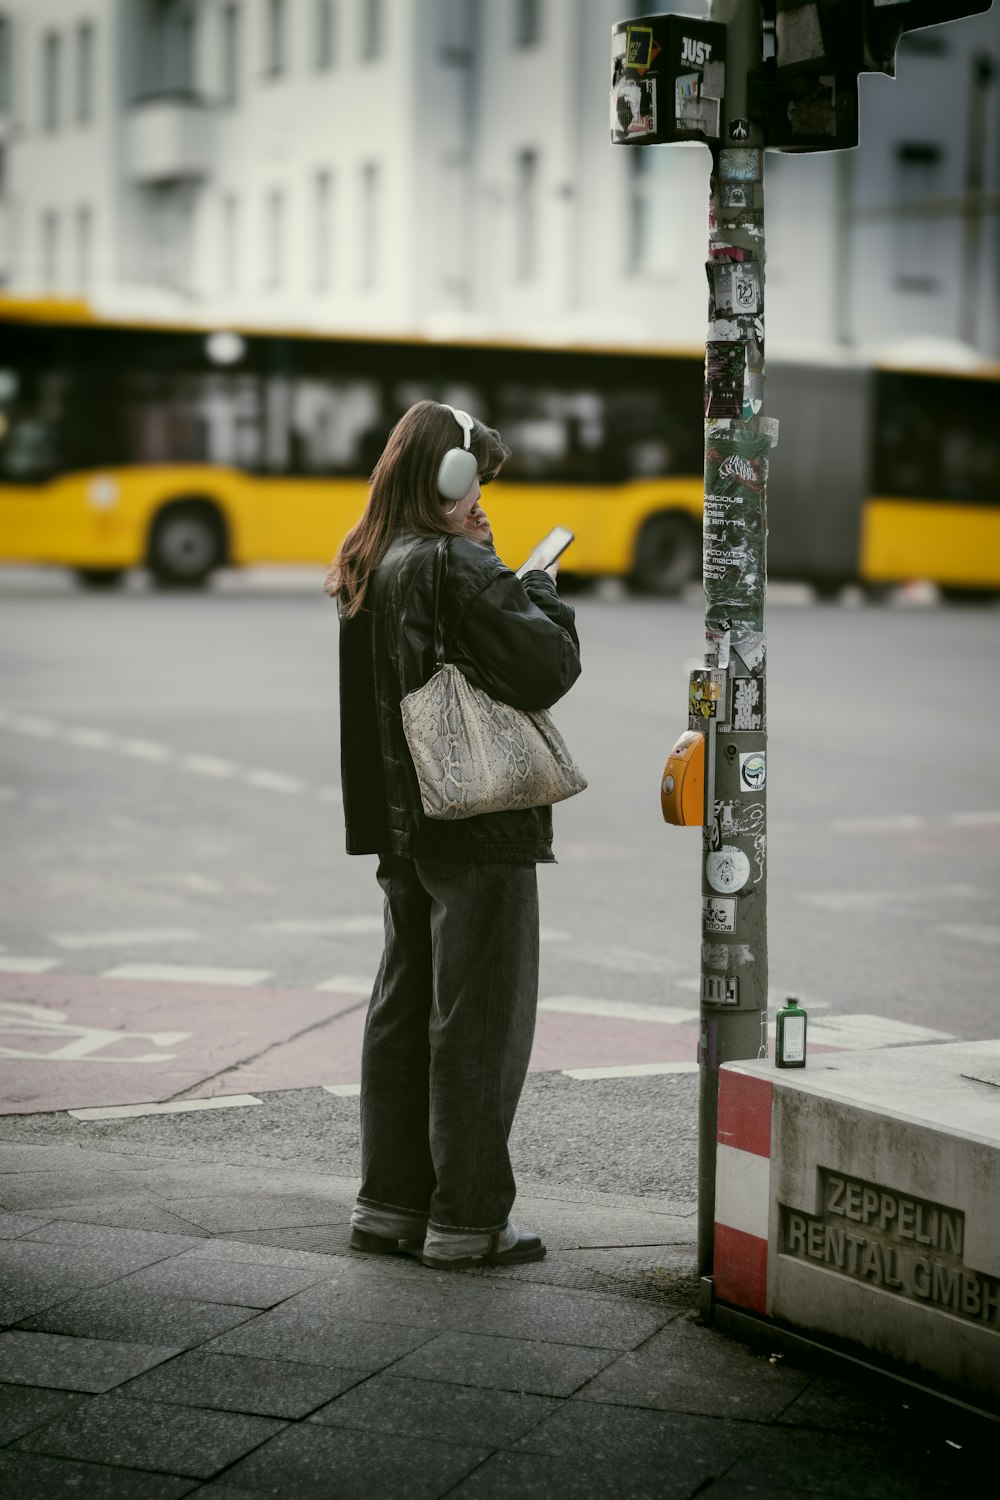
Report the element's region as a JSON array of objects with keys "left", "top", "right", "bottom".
[
  {"left": 610, "top": 0, "right": 772, "bottom": 1296},
  {"left": 697, "top": 0, "right": 773, "bottom": 1292}
]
